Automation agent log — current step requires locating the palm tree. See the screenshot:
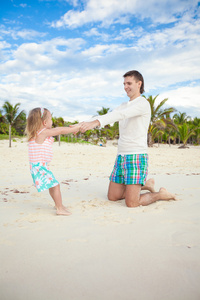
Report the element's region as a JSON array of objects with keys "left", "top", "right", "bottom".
[
  {"left": 173, "top": 111, "right": 191, "bottom": 144},
  {"left": 14, "top": 111, "right": 26, "bottom": 136},
  {"left": 151, "top": 126, "right": 165, "bottom": 145},
  {"left": 52, "top": 116, "right": 65, "bottom": 127},
  {"left": 192, "top": 117, "right": 200, "bottom": 145},
  {"left": 173, "top": 111, "right": 190, "bottom": 124},
  {"left": 143, "top": 95, "right": 176, "bottom": 146},
  {"left": 178, "top": 123, "right": 195, "bottom": 148},
  {"left": 0, "top": 109, "right": 5, "bottom": 130},
  {"left": 164, "top": 112, "right": 179, "bottom": 146},
  {"left": 83, "top": 129, "right": 93, "bottom": 142},
  {"left": 95, "top": 106, "right": 112, "bottom": 140},
  {"left": 51, "top": 116, "right": 65, "bottom": 145},
  {"left": 96, "top": 107, "right": 110, "bottom": 115},
  {"left": 106, "top": 121, "right": 119, "bottom": 140},
  {"left": 0, "top": 109, "right": 4, "bottom": 121},
  {"left": 0, "top": 109, "right": 7, "bottom": 134},
  {"left": 3, "top": 101, "right": 25, "bottom": 147}
]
